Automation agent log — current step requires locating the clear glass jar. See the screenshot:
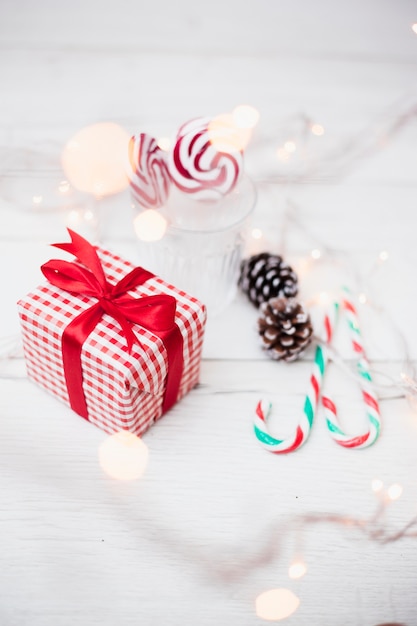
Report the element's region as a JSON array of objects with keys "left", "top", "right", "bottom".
[{"left": 133, "top": 175, "right": 256, "bottom": 315}]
